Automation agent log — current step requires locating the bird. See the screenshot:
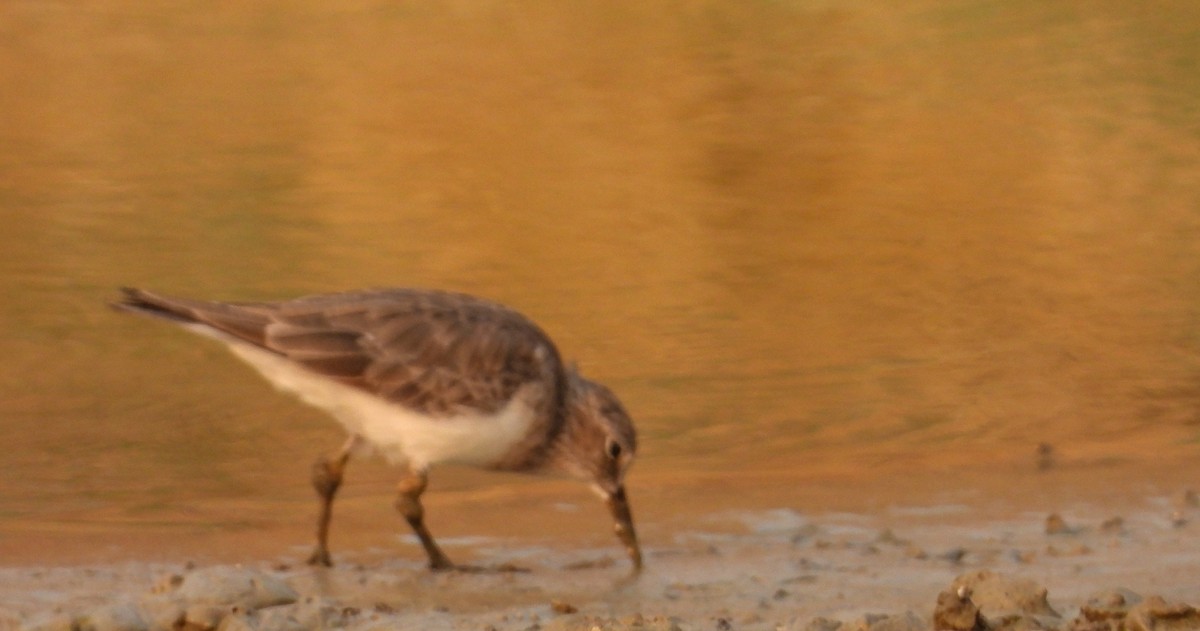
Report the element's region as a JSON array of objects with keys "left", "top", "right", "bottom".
[{"left": 112, "top": 286, "right": 641, "bottom": 572}]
